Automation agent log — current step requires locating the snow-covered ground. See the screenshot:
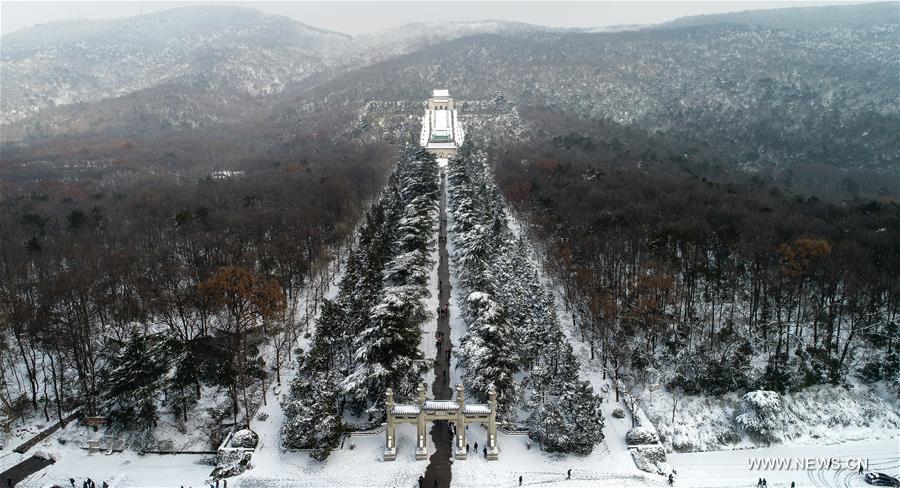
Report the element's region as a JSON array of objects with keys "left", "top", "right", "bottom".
[
  {"left": 237, "top": 378, "right": 661, "bottom": 488},
  {"left": 5, "top": 423, "right": 214, "bottom": 487},
  {"left": 671, "top": 437, "right": 900, "bottom": 488},
  {"left": 451, "top": 422, "right": 663, "bottom": 487}
]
